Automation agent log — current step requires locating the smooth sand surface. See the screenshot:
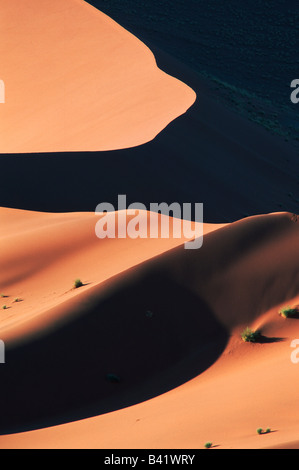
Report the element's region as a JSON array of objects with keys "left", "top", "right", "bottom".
[
  {"left": 0, "top": 208, "right": 298, "bottom": 448},
  {"left": 0, "top": 0, "right": 195, "bottom": 153},
  {"left": 1, "top": 0, "right": 298, "bottom": 451},
  {"left": 0, "top": 207, "right": 215, "bottom": 343},
  {"left": 1, "top": 40, "right": 298, "bottom": 223}
]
